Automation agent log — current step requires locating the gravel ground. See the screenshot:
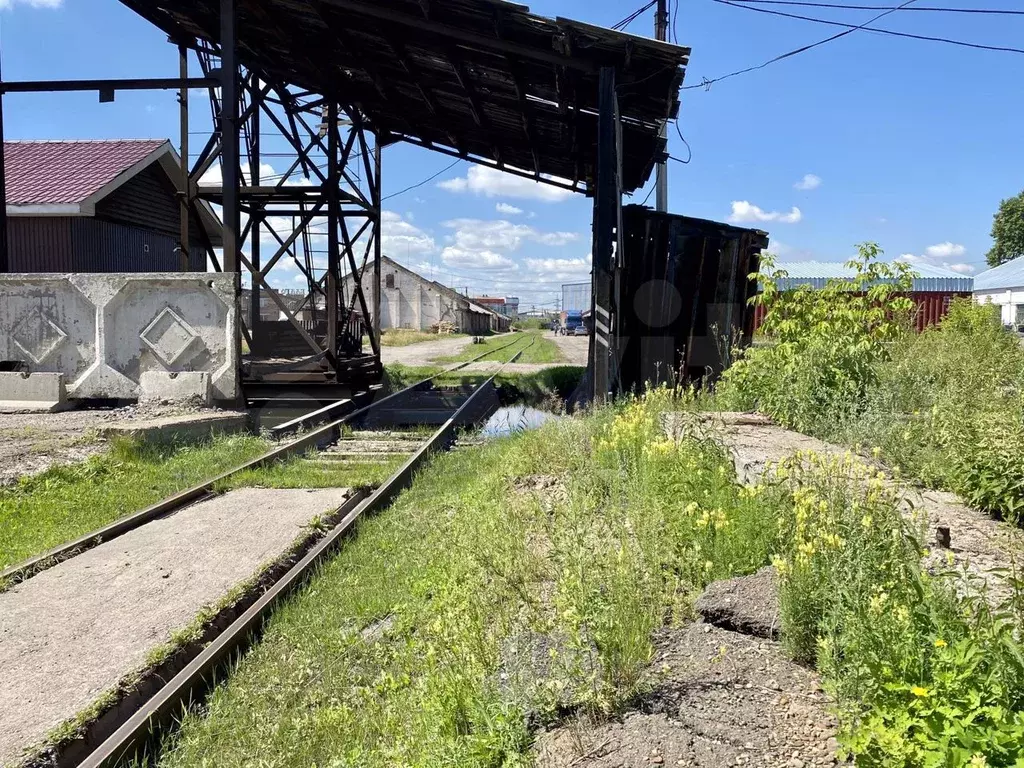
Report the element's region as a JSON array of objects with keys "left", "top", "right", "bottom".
[
  {"left": 0, "top": 487, "right": 352, "bottom": 766},
  {"left": 550, "top": 333, "right": 589, "bottom": 365},
  {"left": 380, "top": 333, "right": 587, "bottom": 371},
  {"left": 534, "top": 622, "right": 842, "bottom": 767},
  {"left": 0, "top": 402, "right": 235, "bottom": 486},
  {"left": 378, "top": 334, "right": 481, "bottom": 366}
]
